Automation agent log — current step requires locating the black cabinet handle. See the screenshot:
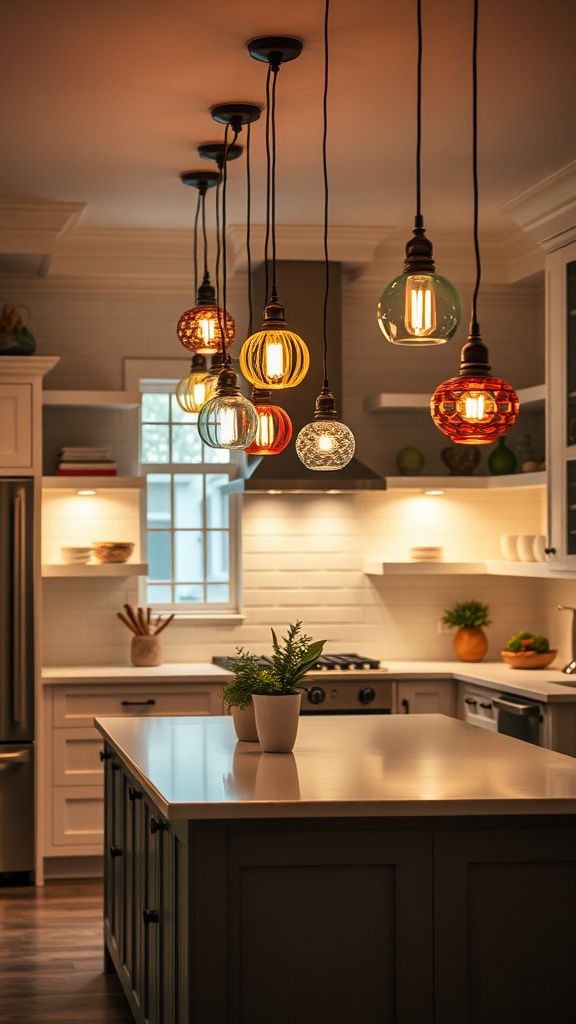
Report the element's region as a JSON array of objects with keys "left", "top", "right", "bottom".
[
  {"left": 121, "top": 699, "right": 156, "bottom": 707},
  {"left": 401, "top": 698, "right": 410, "bottom": 714},
  {"left": 150, "top": 817, "right": 168, "bottom": 834},
  {"left": 111, "top": 761, "right": 120, "bottom": 771},
  {"left": 110, "top": 845, "right": 122, "bottom": 858},
  {"left": 128, "top": 786, "right": 142, "bottom": 801},
  {"left": 479, "top": 702, "right": 492, "bottom": 709},
  {"left": 142, "top": 909, "right": 159, "bottom": 925},
  {"left": 99, "top": 749, "right": 111, "bottom": 762},
  {"left": 464, "top": 698, "right": 478, "bottom": 706},
  {"left": 544, "top": 547, "right": 556, "bottom": 555}
]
